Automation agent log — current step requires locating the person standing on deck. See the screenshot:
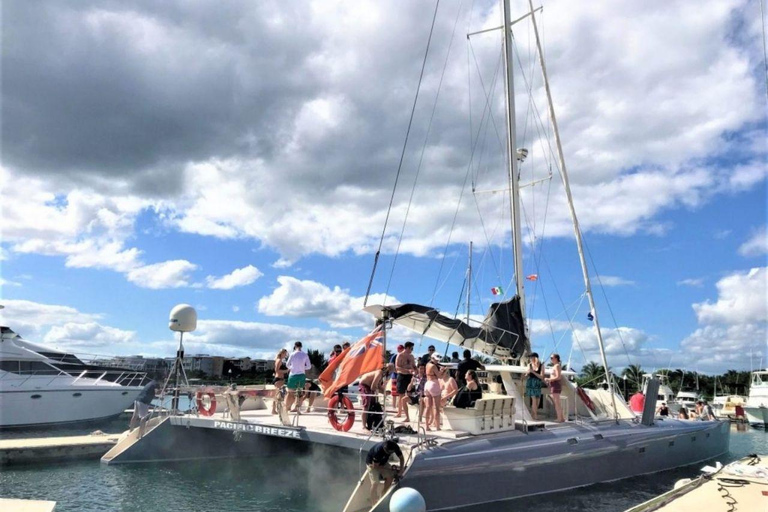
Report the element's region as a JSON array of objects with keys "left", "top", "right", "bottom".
[
  {"left": 545, "top": 353, "right": 565, "bottom": 422},
  {"left": 390, "top": 345, "right": 404, "bottom": 411},
  {"left": 457, "top": 349, "right": 484, "bottom": 388},
  {"left": 395, "top": 342, "right": 417, "bottom": 422},
  {"left": 525, "top": 353, "right": 545, "bottom": 420},
  {"left": 285, "top": 341, "right": 311, "bottom": 413},
  {"left": 359, "top": 364, "right": 392, "bottom": 430}
]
